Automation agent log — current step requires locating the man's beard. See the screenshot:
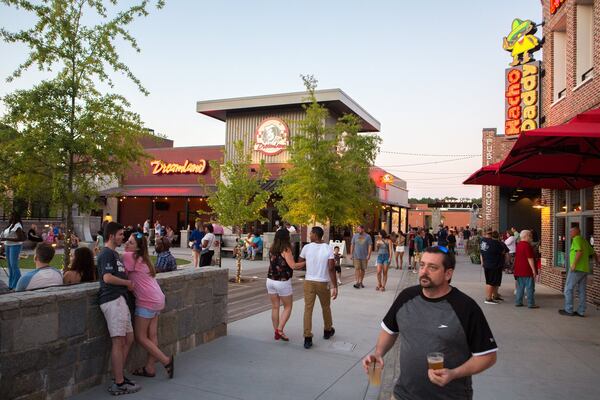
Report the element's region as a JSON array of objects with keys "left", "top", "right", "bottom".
[{"left": 419, "top": 275, "right": 437, "bottom": 289}]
